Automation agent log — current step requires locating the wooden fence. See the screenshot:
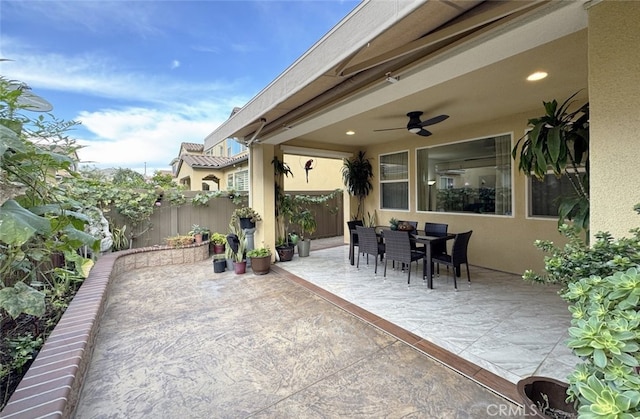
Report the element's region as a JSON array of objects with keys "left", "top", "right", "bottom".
[{"left": 108, "top": 191, "right": 343, "bottom": 249}]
